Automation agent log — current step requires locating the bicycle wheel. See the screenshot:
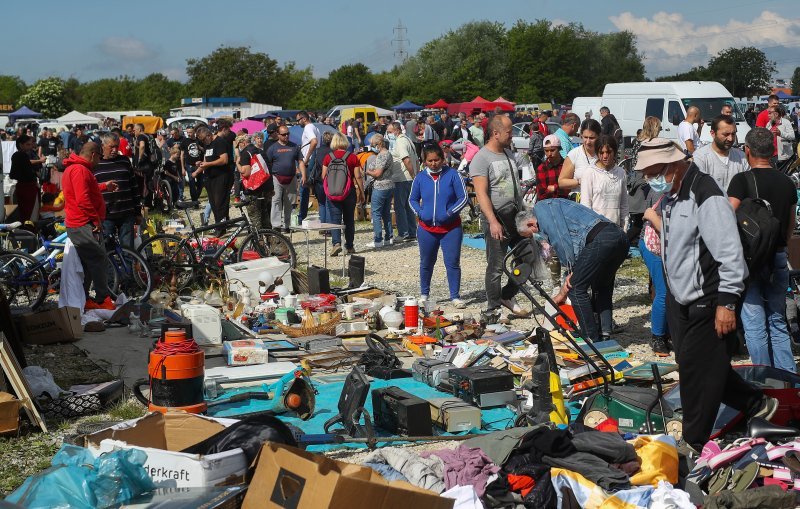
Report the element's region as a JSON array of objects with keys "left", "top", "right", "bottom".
[
  {"left": 107, "top": 247, "right": 152, "bottom": 303},
  {"left": 0, "top": 251, "right": 47, "bottom": 311},
  {"left": 136, "top": 234, "right": 196, "bottom": 291},
  {"left": 237, "top": 229, "right": 297, "bottom": 267},
  {"left": 156, "top": 180, "right": 173, "bottom": 214}
]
